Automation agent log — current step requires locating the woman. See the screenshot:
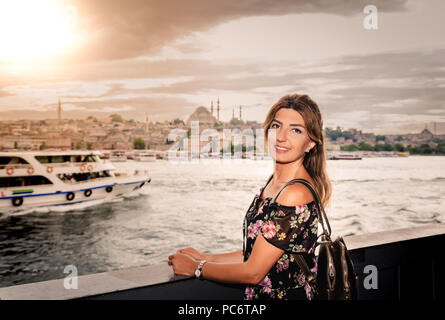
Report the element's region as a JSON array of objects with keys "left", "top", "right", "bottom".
[{"left": 168, "top": 94, "right": 331, "bottom": 300}]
